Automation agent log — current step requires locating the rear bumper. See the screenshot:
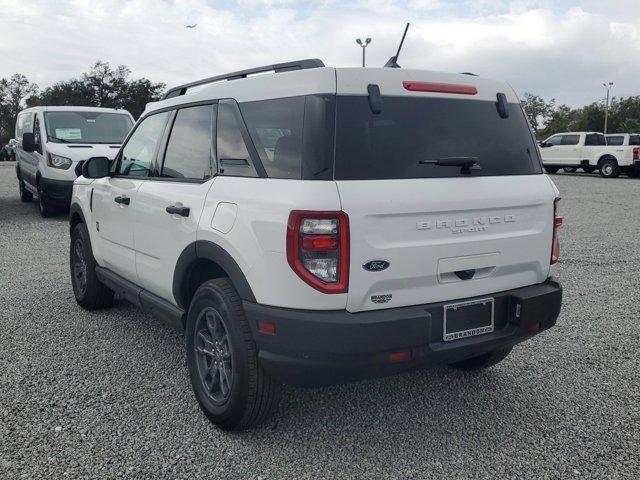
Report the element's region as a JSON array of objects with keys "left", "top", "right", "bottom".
[
  {"left": 245, "top": 278, "right": 562, "bottom": 387},
  {"left": 40, "top": 177, "right": 74, "bottom": 206}
]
